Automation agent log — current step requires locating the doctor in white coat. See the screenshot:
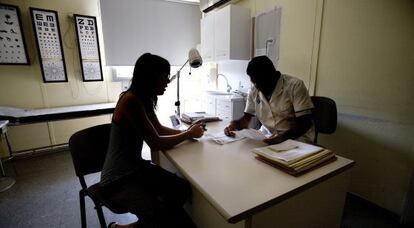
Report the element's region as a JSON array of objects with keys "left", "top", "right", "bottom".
[{"left": 224, "top": 56, "right": 315, "bottom": 144}]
